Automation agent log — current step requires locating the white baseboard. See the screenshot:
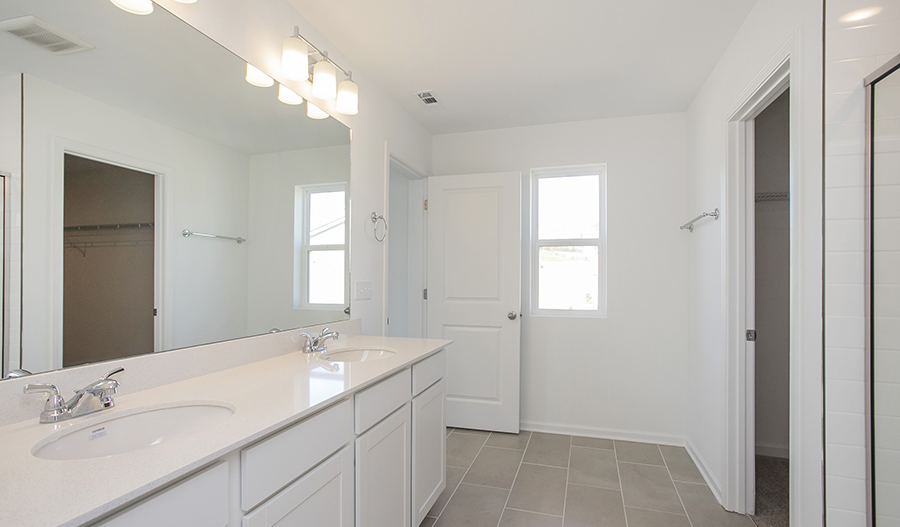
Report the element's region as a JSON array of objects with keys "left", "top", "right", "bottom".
[
  {"left": 684, "top": 437, "right": 723, "bottom": 505},
  {"left": 519, "top": 420, "right": 685, "bottom": 447},
  {"left": 755, "top": 443, "right": 789, "bottom": 459}
]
